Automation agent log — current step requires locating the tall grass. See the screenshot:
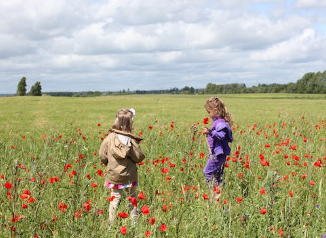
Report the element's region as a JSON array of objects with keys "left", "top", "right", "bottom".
[{"left": 0, "top": 95, "right": 325, "bottom": 237}]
